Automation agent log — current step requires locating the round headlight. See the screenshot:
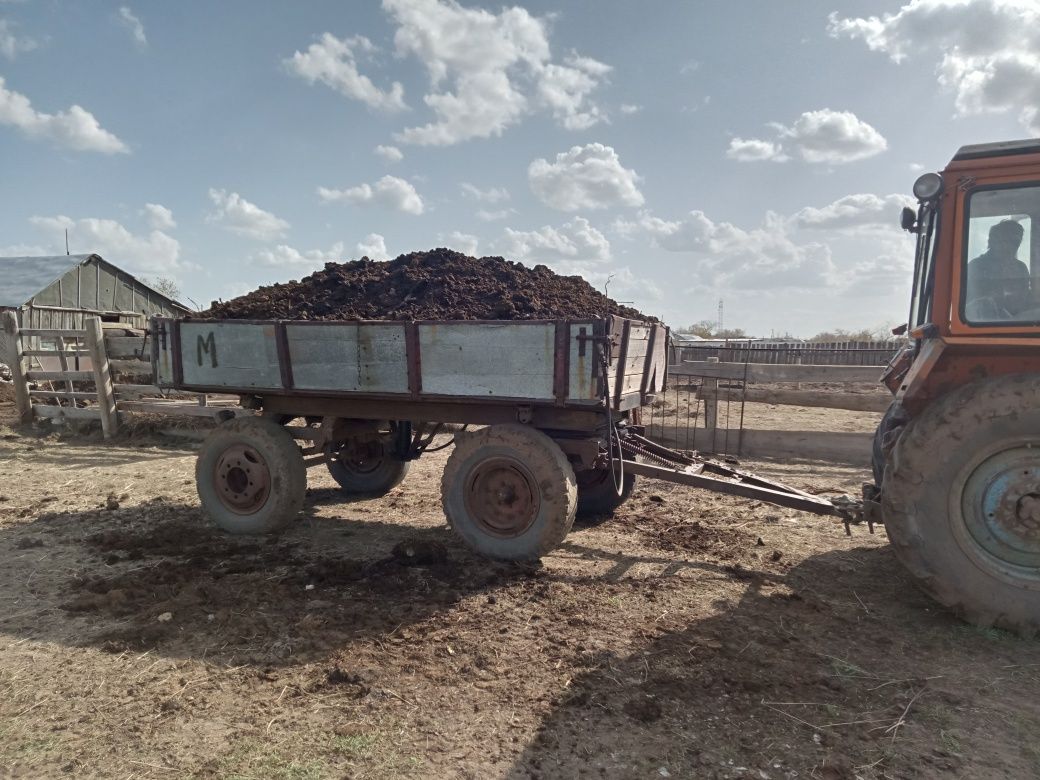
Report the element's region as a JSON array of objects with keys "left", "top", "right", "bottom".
[{"left": 913, "top": 172, "right": 943, "bottom": 201}]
